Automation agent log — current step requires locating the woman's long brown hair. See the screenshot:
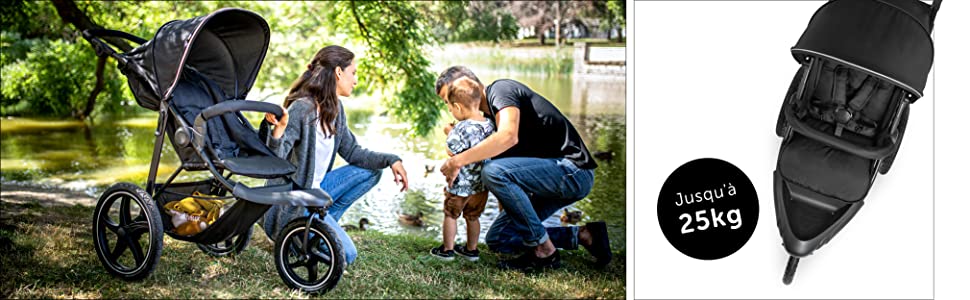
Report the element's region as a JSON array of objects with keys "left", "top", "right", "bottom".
[{"left": 282, "top": 45, "right": 355, "bottom": 137}]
